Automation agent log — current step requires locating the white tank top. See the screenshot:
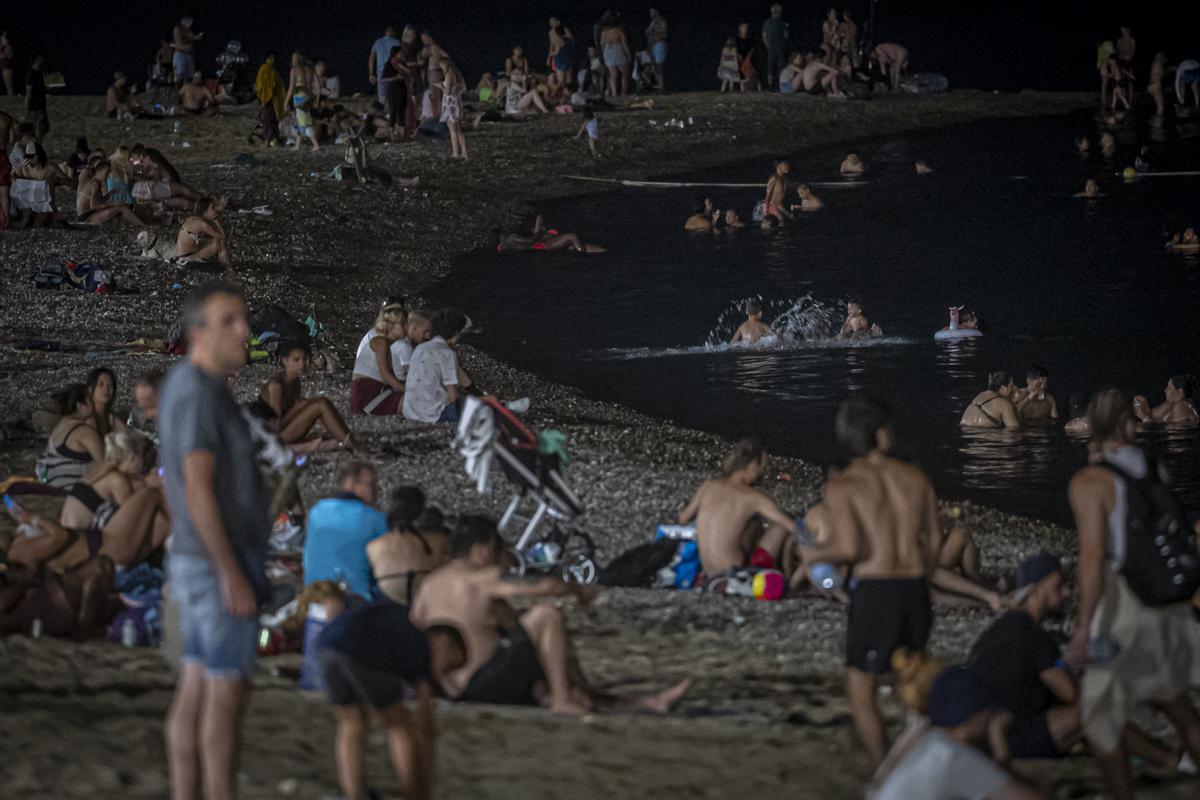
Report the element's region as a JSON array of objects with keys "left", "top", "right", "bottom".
[{"left": 353, "top": 329, "right": 383, "bottom": 381}]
